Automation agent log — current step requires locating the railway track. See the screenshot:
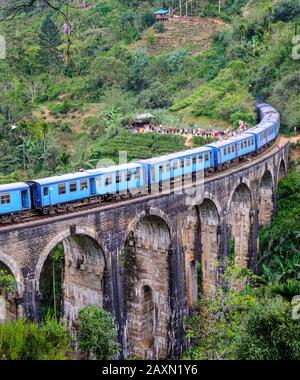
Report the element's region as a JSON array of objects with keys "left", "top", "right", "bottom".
[{"left": 0, "top": 138, "right": 287, "bottom": 232}]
